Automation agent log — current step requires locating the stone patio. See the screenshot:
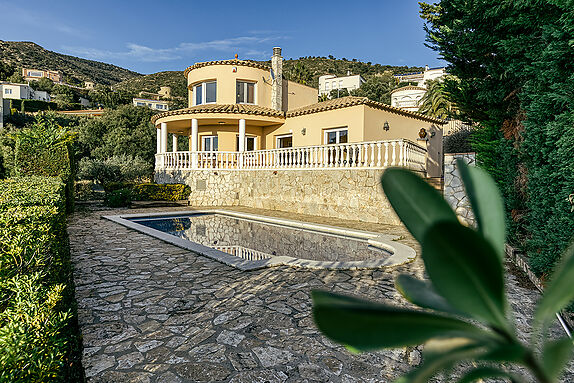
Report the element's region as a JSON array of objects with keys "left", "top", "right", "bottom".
[{"left": 68, "top": 206, "right": 573, "bottom": 382}]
